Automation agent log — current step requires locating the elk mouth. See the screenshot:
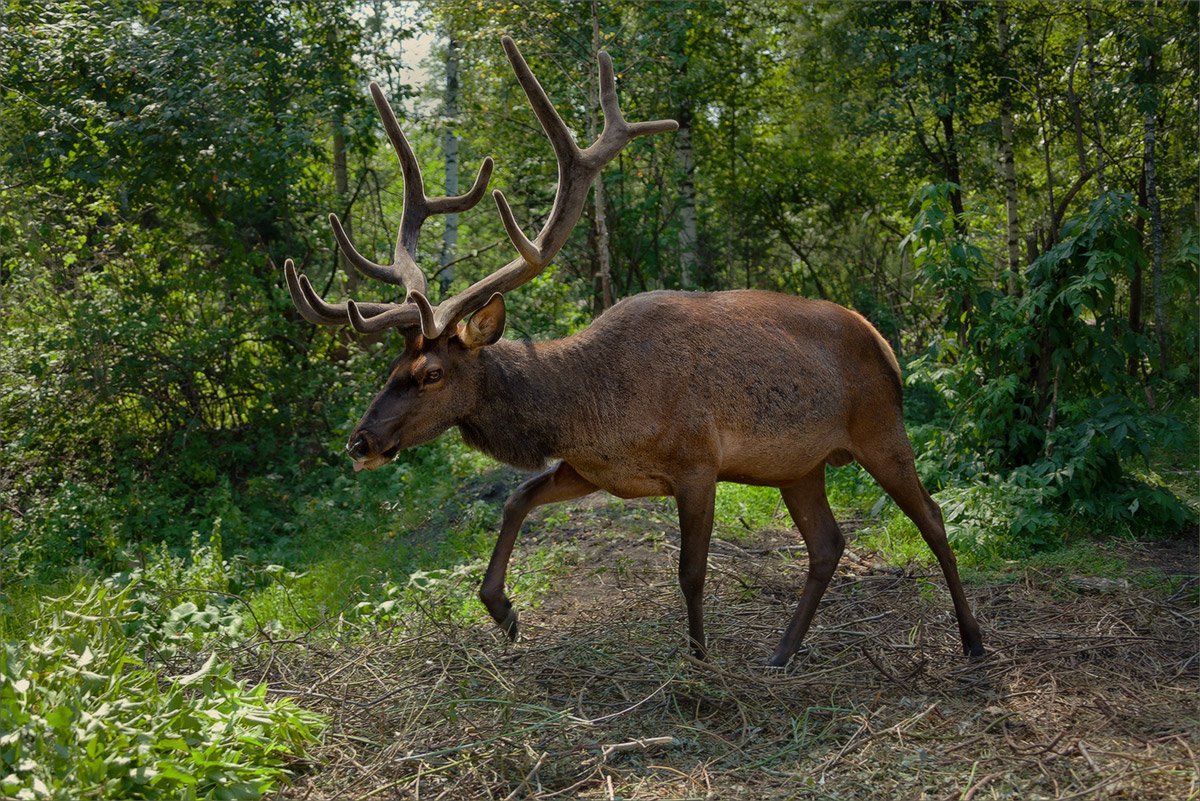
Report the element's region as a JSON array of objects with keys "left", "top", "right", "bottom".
[
  {"left": 352, "top": 443, "right": 400, "bottom": 472},
  {"left": 349, "top": 434, "right": 402, "bottom": 473}
]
